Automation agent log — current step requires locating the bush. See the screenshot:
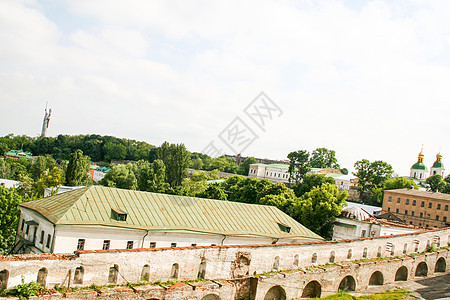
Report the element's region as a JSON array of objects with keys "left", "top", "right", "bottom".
[{"left": 12, "top": 278, "right": 43, "bottom": 299}]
